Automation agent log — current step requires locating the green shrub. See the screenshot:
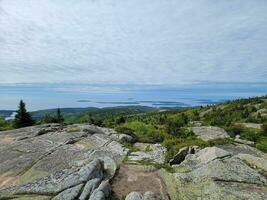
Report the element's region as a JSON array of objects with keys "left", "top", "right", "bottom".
[
  {"left": 256, "top": 138, "right": 267, "bottom": 153},
  {"left": 240, "top": 129, "right": 261, "bottom": 142},
  {"left": 0, "top": 118, "right": 13, "bottom": 131},
  {"left": 119, "top": 121, "right": 165, "bottom": 143},
  {"left": 262, "top": 123, "right": 267, "bottom": 136},
  {"left": 227, "top": 124, "right": 245, "bottom": 138}
]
